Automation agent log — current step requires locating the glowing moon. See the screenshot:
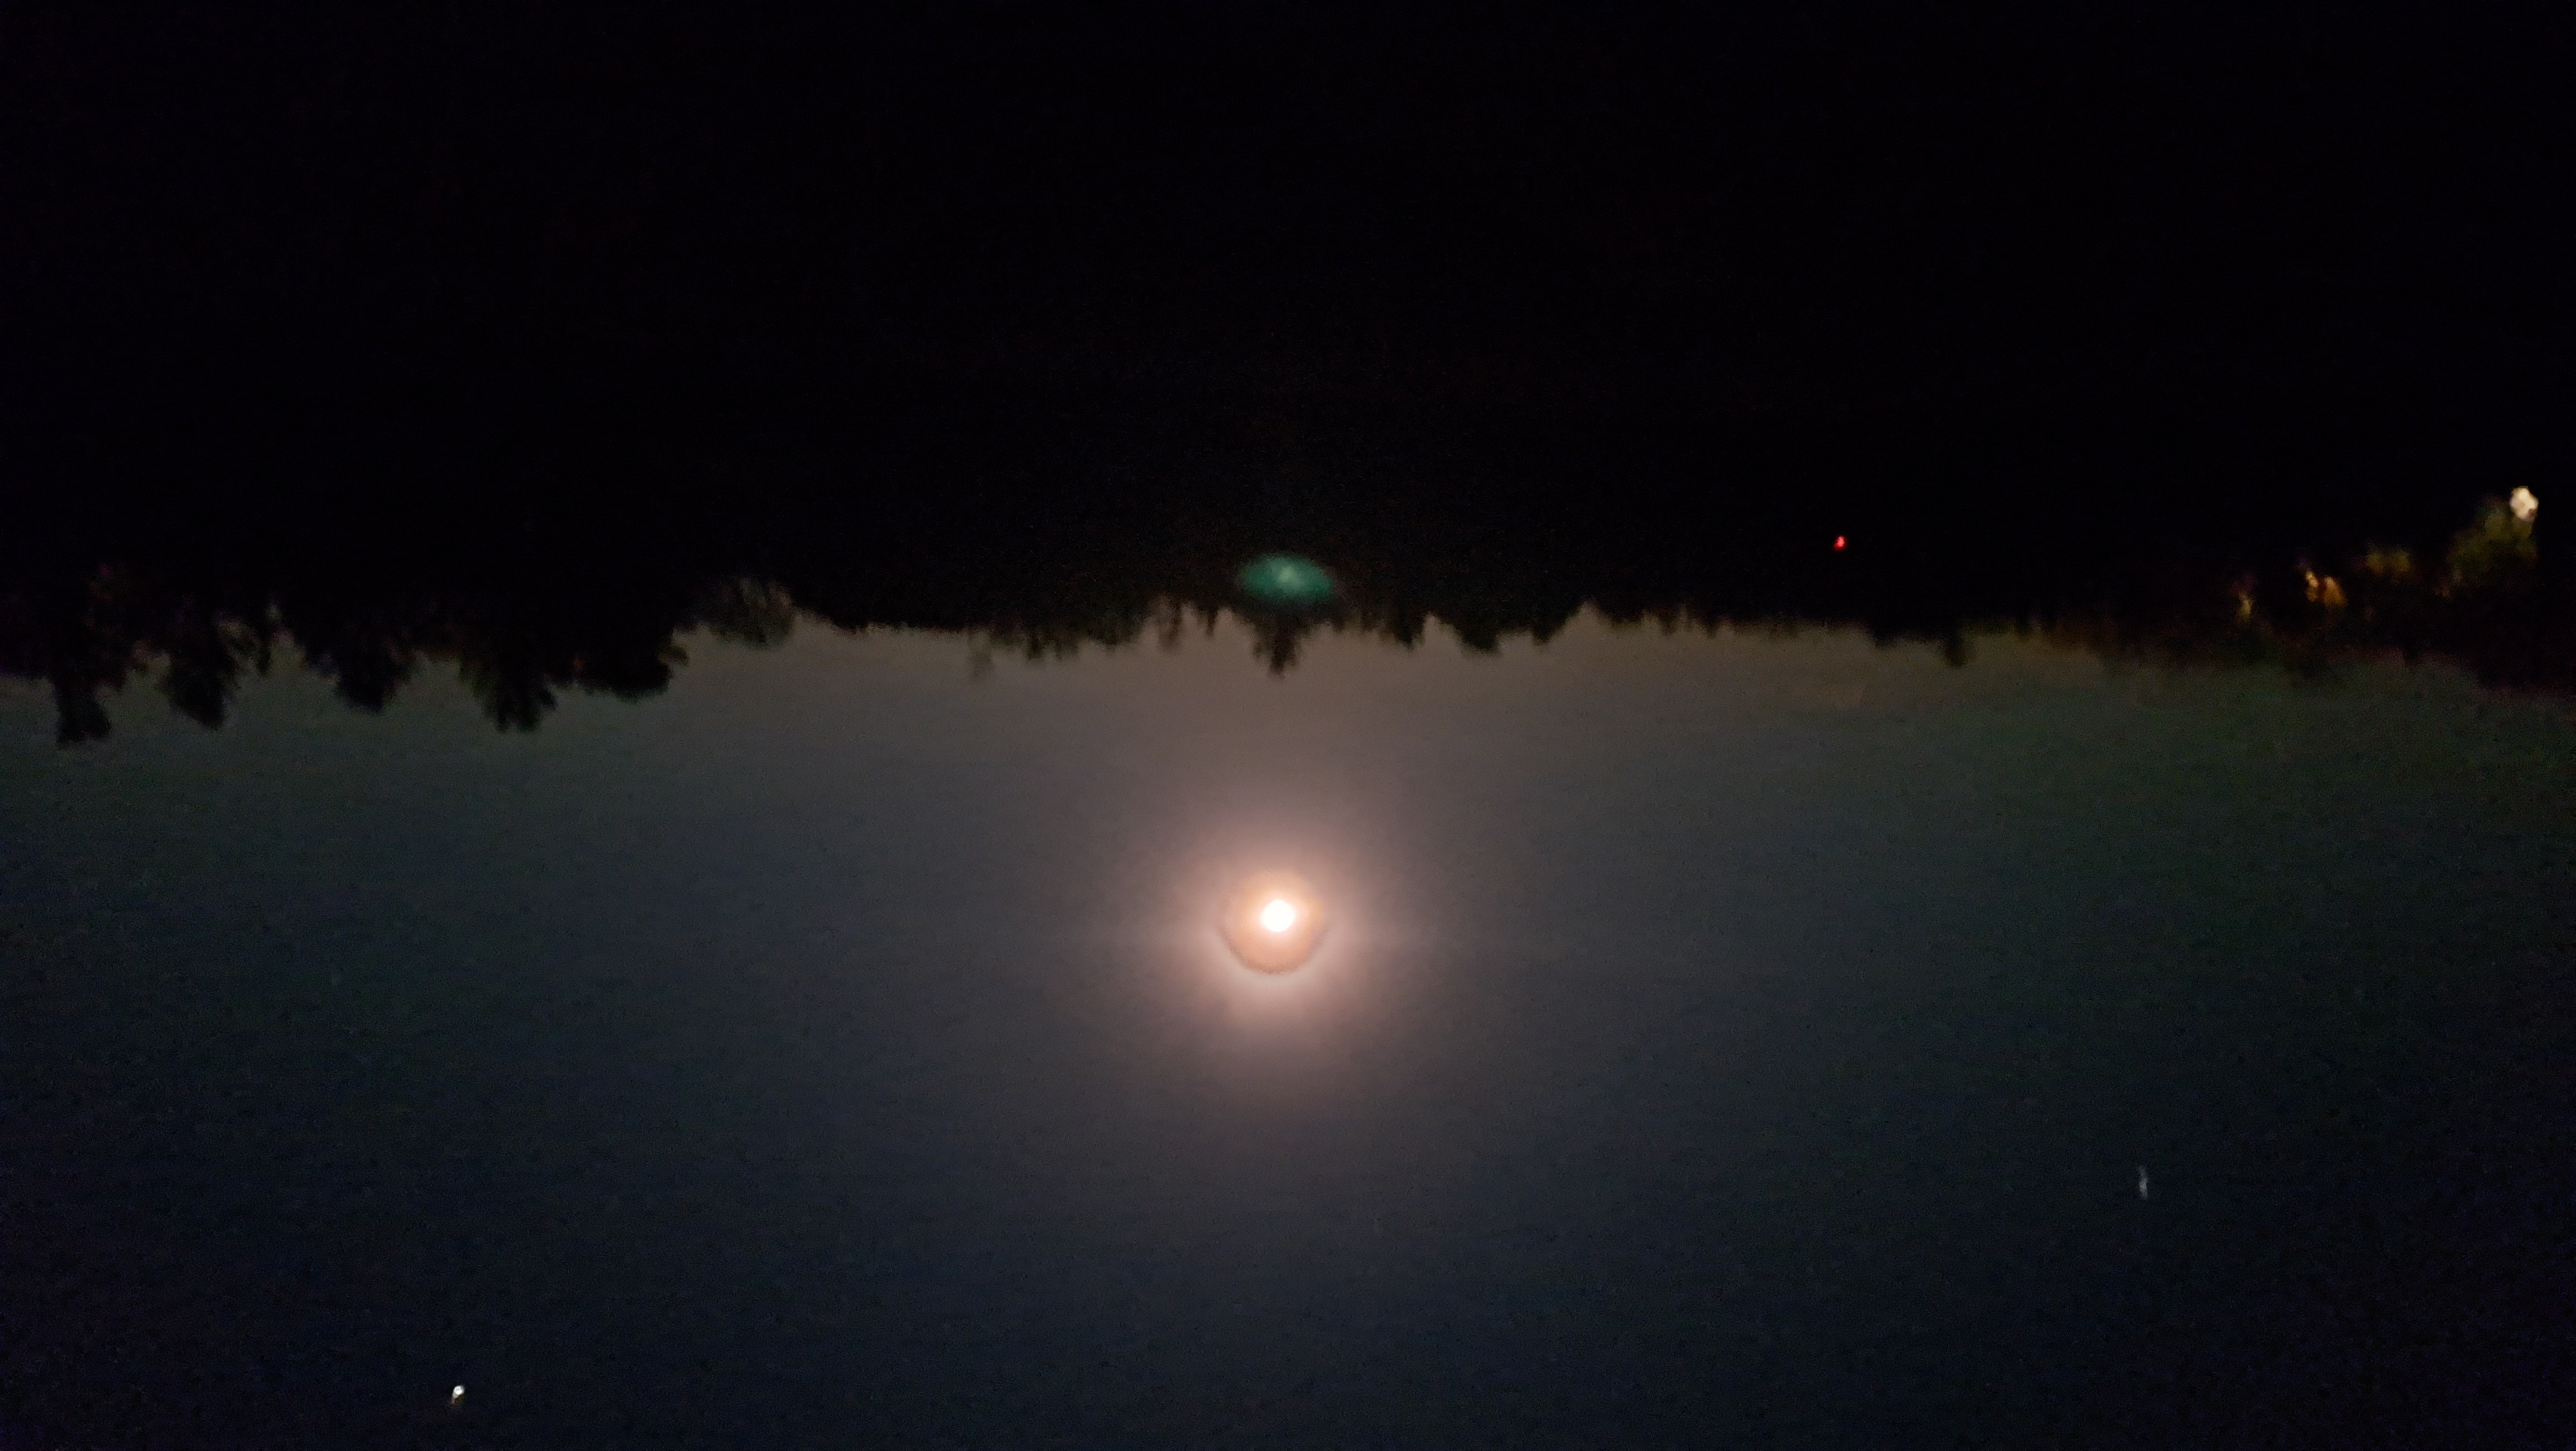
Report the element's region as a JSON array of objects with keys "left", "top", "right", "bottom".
[{"left": 1222, "top": 871, "right": 1325, "bottom": 972}]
